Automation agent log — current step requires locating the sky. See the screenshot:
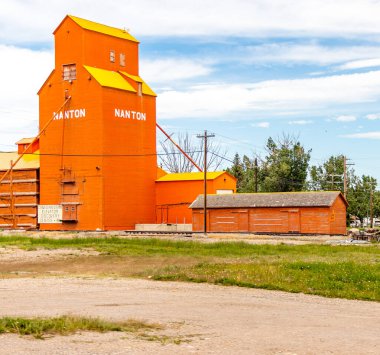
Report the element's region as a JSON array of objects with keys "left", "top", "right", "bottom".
[{"left": 1, "top": 0, "right": 380, "bottom": 180}]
